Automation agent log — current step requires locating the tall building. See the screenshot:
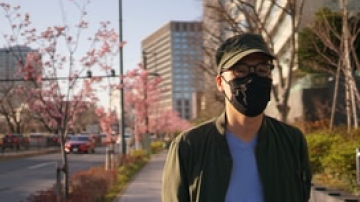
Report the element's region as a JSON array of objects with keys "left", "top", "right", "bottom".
[
  {"left": 0, "top": 45, "right": 40, "bottom": 132},
  {"left": 0, "top": 45, "right": 40, "bottom": 94},
  {"left": 142, "top": 21, "right": 204, "bottom": 120},
  {"left": 0, "top": 45, "right": 38, "bottom": 80}
]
